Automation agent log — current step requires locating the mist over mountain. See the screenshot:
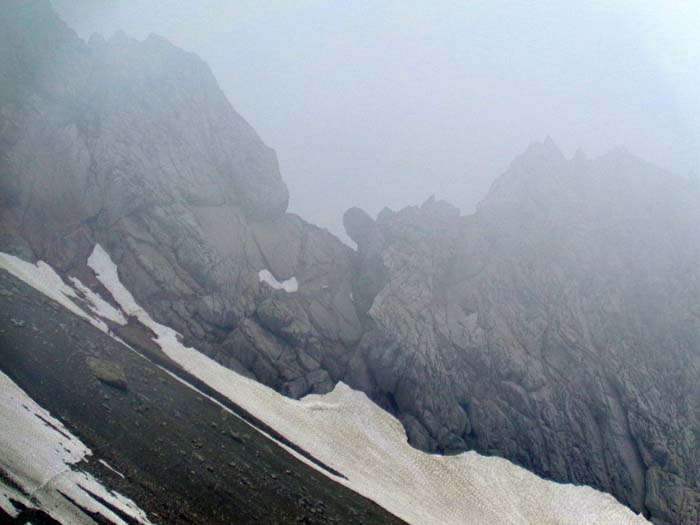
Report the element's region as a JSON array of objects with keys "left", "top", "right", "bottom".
[
  {"left": 49, "top": 0, "right": 700, "bottom": 240},
  {"left": 1, "top": 2, "right": 698, "bottom": 525}
]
